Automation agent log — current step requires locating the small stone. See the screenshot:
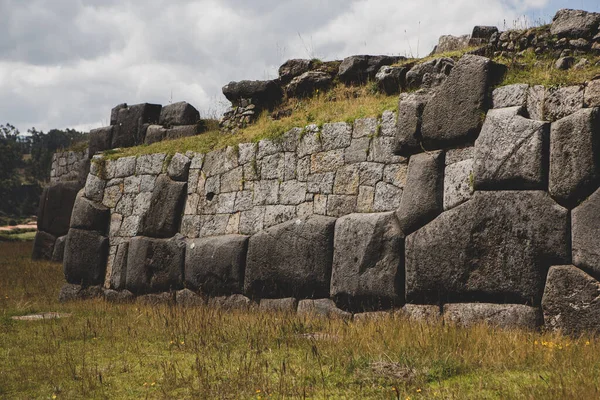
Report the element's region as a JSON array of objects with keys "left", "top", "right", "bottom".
[{"left": 259, "top": 298, "right": 298, "bottom": 313}]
